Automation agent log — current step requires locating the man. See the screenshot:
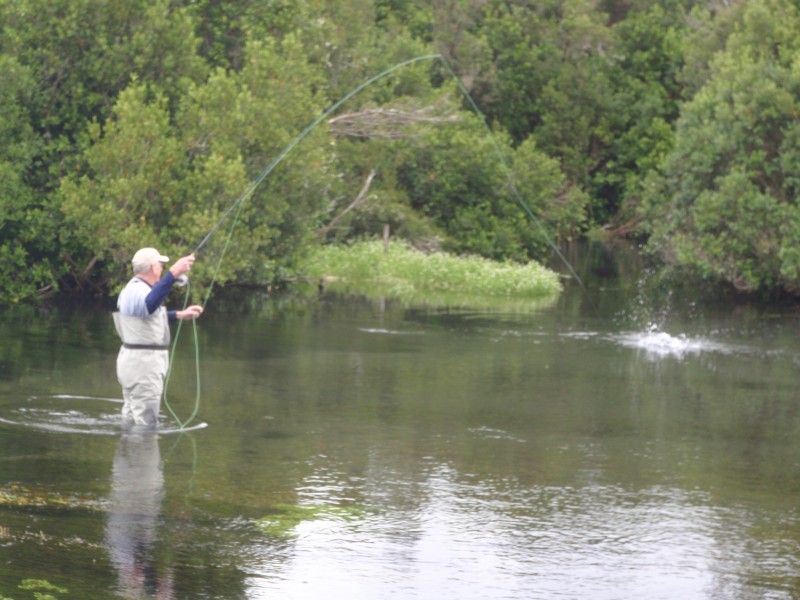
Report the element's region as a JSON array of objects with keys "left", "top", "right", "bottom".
[{"left": 113, "top": 247, "right": 203, "bottom": 429}]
